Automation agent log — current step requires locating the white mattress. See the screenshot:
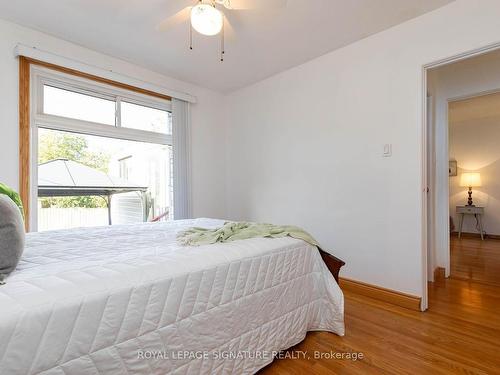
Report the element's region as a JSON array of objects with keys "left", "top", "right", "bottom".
[{"left": 0, "top": 218, "right": 344, "bottom": 375}]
